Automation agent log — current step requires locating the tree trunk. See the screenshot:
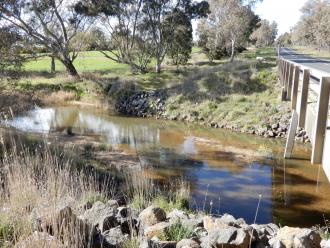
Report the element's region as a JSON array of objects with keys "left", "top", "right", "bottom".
[
  {"left": 155, "top": 57, "right": 161, "bottom": 73},
  {"left": 62, "top": 59, "right": 80, "bottom": 79},
  {"left": 50, "top": 55, "right": 55, "bottom": 74},
  {"left": 230, "top": 39, "right": 235, "bottom": 62}
]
